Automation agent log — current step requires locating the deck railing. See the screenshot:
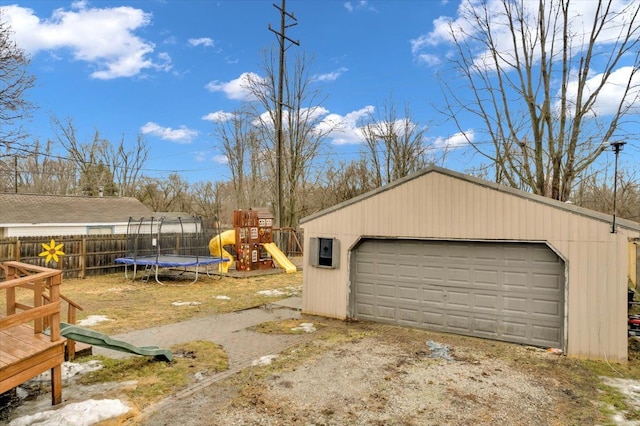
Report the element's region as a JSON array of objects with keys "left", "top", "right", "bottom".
[{"left": 0, "top": 261, "right": 65, "bottom": 405}]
